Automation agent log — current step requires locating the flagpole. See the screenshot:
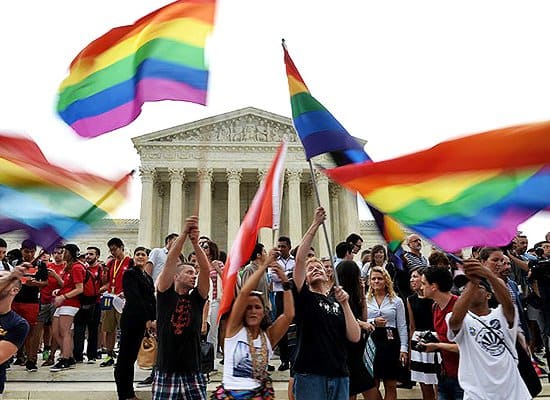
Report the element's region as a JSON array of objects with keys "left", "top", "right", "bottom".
[{"left": 307, "top": 161, "right": 339, "bottom": 286}]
